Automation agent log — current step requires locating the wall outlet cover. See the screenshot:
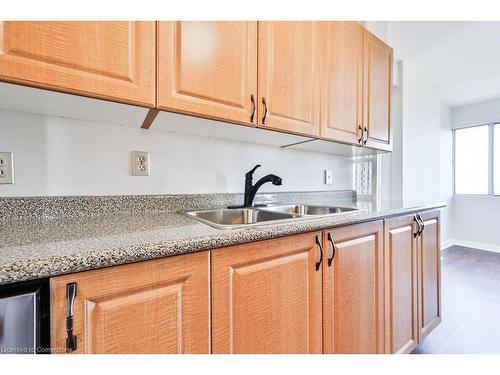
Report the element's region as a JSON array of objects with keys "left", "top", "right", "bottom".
[
  {"left": 0, "top": 152, "right": 14, "bottom": 184},
  {"left": 131, "top": 151, "right": 150, "bottom": 176}
]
